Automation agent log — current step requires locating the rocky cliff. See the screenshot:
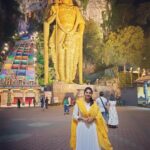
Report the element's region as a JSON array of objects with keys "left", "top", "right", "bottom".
[{"left": 83, "top": 0, "right": 111, "bottom": 26}]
